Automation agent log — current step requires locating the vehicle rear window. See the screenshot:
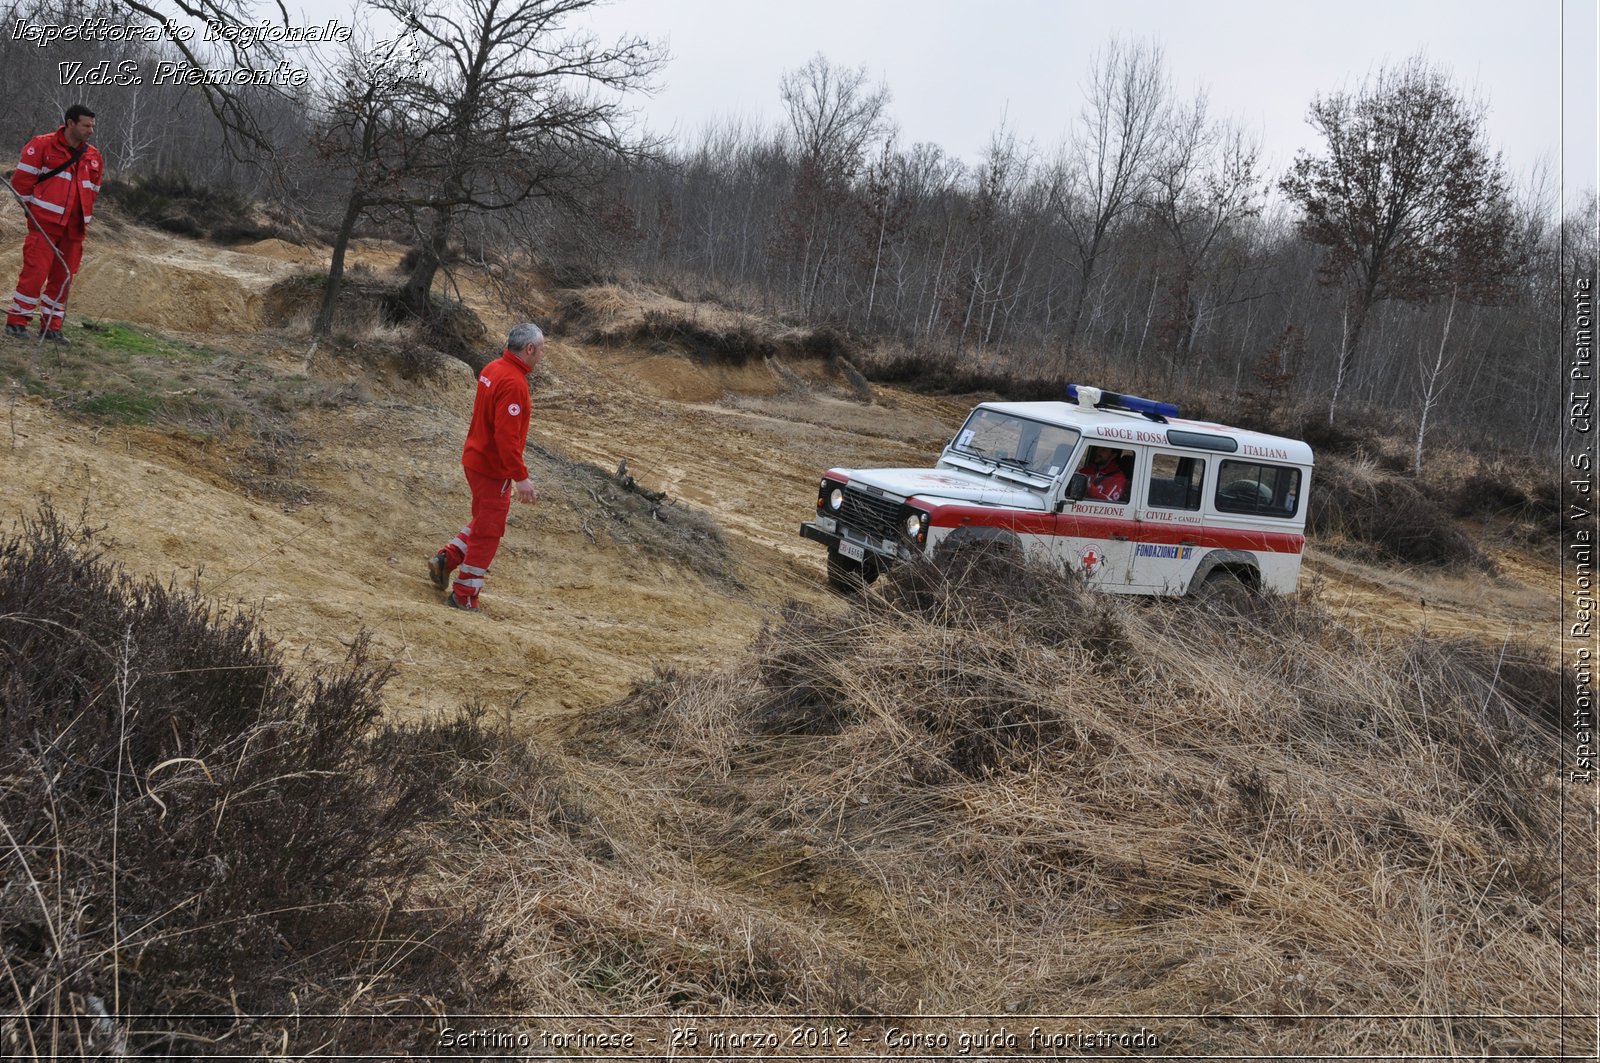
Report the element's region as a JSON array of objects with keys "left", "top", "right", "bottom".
[{"left": 1215, "top": 460, "right": 1301, "bottom": 518}]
